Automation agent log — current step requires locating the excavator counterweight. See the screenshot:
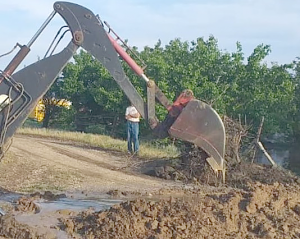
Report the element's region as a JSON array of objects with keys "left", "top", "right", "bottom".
[{"left": 0, "top": 2, "right": 226, "bottom": 179}]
